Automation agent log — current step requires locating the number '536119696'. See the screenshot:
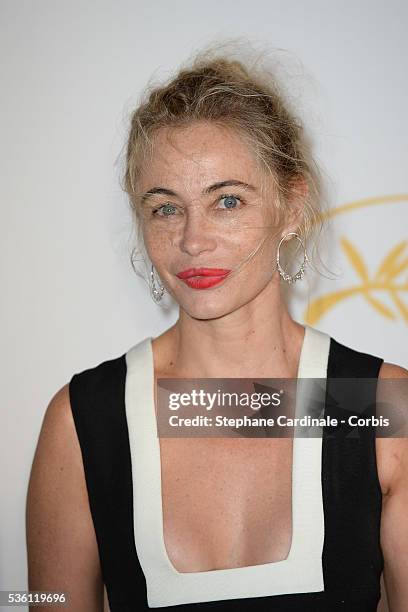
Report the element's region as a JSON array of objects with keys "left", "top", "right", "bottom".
[{"left": 0, "top": 590, "right": 67, "bottom": 606}]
